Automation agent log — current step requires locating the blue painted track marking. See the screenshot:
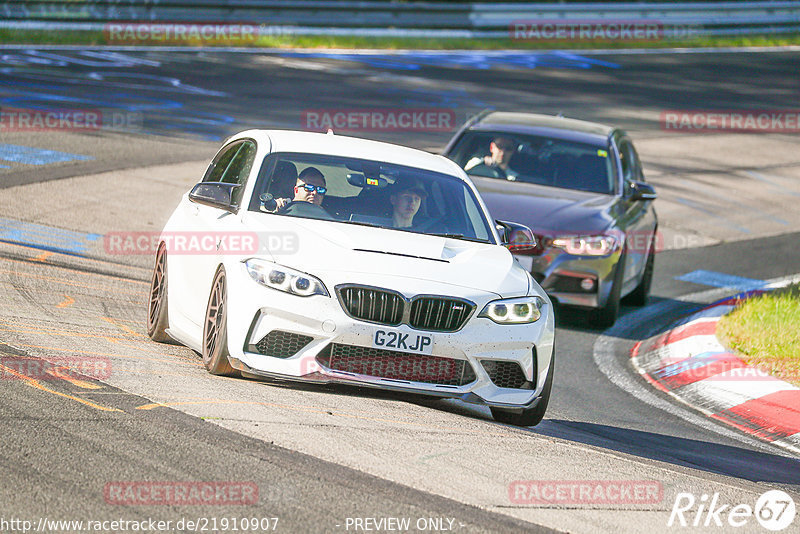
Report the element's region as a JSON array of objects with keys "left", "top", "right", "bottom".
[
  {"left": 0, "top": 217, "right": 100, "bottom": 256},
  {"left": 278, "top": 51, "right": 620, "bottom": 71},
  {"left": 746, "top": 171, "right": 800, "bottom": 198},
  {"left": 377, "top": 86, "right": 491, "bottom": 110},
  {"left": 0, "top": 144, "right": 92, "bottom": 165},
  {"left": 0, "top": 50, "right": 235, "bottom": 141},
  {"left": 676, "top": 270, "right": 768, "bottom": 291}
]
